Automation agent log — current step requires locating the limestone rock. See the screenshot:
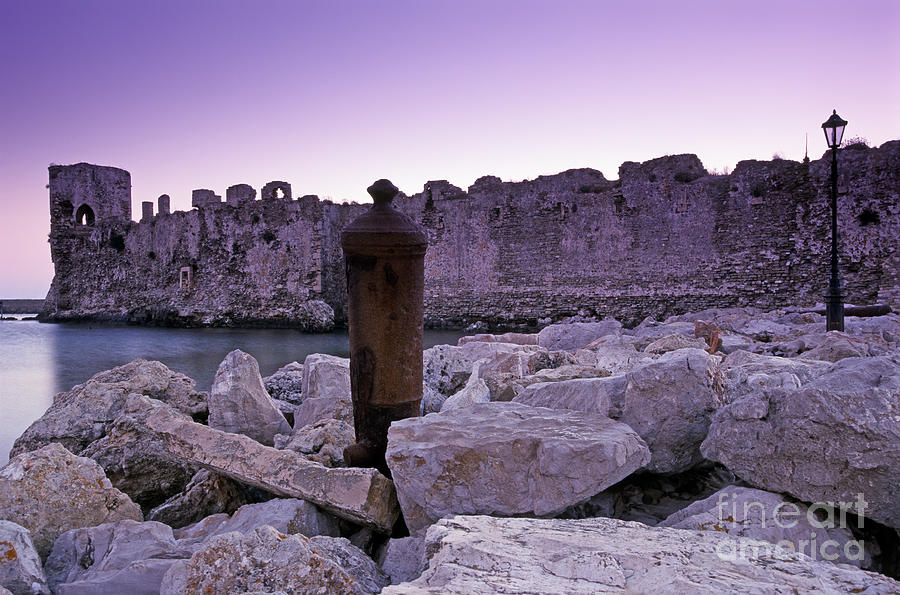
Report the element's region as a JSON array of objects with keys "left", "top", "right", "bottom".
[
  {"left": 457, "top": 340, "right": 541, "bottom": 363},
  {"left": 294, "top": 353, "right": 352, "bottom": 426},
  {"left": 0, "top": 443, "right": 142, "bottom": 560},
  {"left": 659, "top": 485, "right": 870, "bottom": 568},
  {"left": 275, "top": 418, "right": 354, "bottom": 467},
  {"left": 702, "top": 354, "right": 900, "bottom": 530},
  {"left": 173, "top": 498, "right": 341, "bottom": 546},
  {"left": 457, "top": 332, "right": 538, "bottom": 346},
  {"left": 262, "top": 361, "right": 304, "bottom": 405},
  {"left": 420, "top": 384, "right": 445, "bottom": 415},
  {"left": 382, "top": 515, "right": 900, "bottom": 594},
  {"left": 538, "top": 319, "right": 622, "bottom": 351},
  {"left": 797, "top": 331, "right": 879, "bottom": 362},
  {"left": 736, "top": 319, "right": 796, "bottom": 342},
  {"left": 513, "top": 376, "right": 624, "bottom": 416},
  {"left": 305, "top": 535, "right": 390, "bottom": 594},
  {"left": 208, "top": 350, "right": 290, "bottom": 446},
  {"left": 617, "top": 348, "right": 723, "bottom": 473},
  {"left": 717, "top": 331, "right": 757, "bottom": 354},
  {"left": 386, "top": 402, "right": 650, "bottom": 535},
  {"left": 439, "top": 376, "right": 489, "bottom": 411},
  {"left": 10, "top": 359, "right": 207, "bottom": 458},
  {"left": 302, "top": 353, "right": 350, "bottom": 400},
  {"left": 487, "top": 364, "right": 604, "bottom": 403},
  {"left": 78, "top": 414, "right": 197, "bottom": 511},
  {"left": 0, "top": 521, "right": 48, "bottom": 595},
  {"left": 146, "top": 469, "right": 250, "bottom": 529},
  {"left": 629, "top": 320, "right": 696, "bottom": 348},
  {"left": 378, "top": 537, "right": 425, "bottom": 585},
  {"left": 721, "top": 349, "right": 831, "bottom": 401},
  {"left": 159, "top": 526, "right": 374, "bottom": 595},
  {"left": 45, "top": 520, "right": 187, "bottom": 595},
  {"left": 845, "top": 313, "right": 900, "bottom": 344},
  {"left": 111, "top": 394, "right": 398, "bottom": 531},
  {"left": 643, "top": 333, "right": 708, "bottom": 354},
  {"left": 422, "top": 344, "right": 474, "bottom": 397},
  {"left": 573, "top": 335, "right": 654, "bottom": 375}
]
